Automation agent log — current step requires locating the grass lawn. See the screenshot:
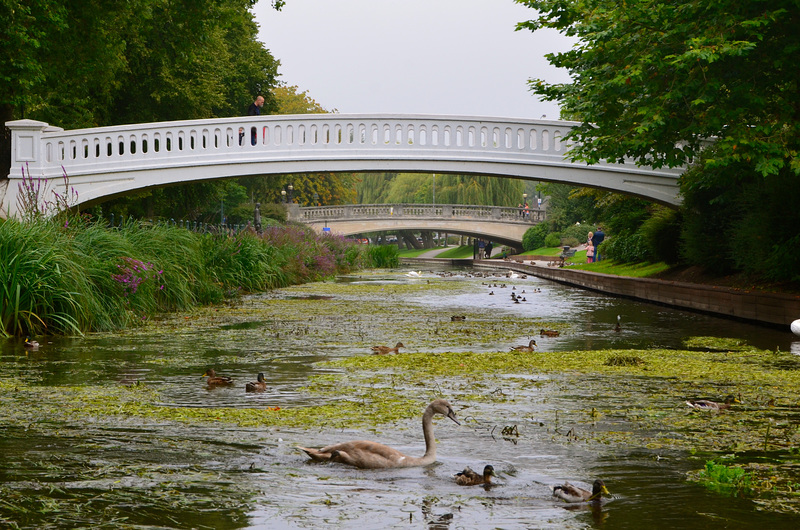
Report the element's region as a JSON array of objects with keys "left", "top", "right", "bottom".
[
  {"left": 435, "top": 245, "right": 474, "bottom": 258},
  {"left": 567, "top": 259, "right": 671, "bottom": 277}
]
